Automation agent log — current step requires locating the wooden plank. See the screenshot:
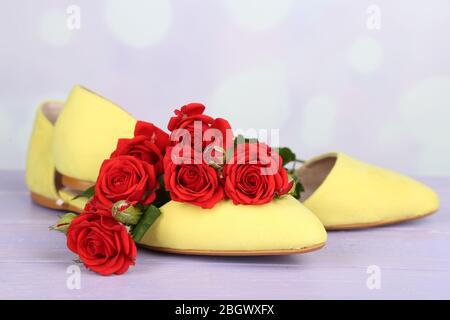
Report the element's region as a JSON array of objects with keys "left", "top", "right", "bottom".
[{"left": 1, "top": 171, "right": 449, "bottom": 299}]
